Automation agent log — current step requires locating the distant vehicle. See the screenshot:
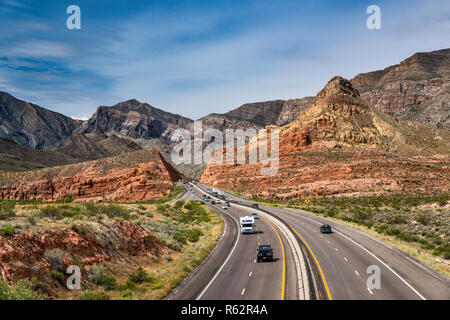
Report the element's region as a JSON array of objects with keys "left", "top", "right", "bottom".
[
  {"left": 225, "top": 202, "right": 230, "bottom": 206},
  {"left": 257, "top": 245, "right": 273, "bottom": 262},
  {"left": 251, "top": 213, "right": 259, "bottom": 219},
  {"left": 216, "top": 200, "right": 221, "bottom": 204},
  {"left": 211, "top": 200, "right": 216, "bottom": 205},
  {"left": 320, "top": 224, "right": 332, "bottom": 233},
  {"left": 221, "top": 205, "right": 228, "bottom": 209},
  {"left": 240, "top": 216, "right": 256, "bottom": 234},
  {"left": 251, "top": 203, "right": 259, "bottom": 209}
]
